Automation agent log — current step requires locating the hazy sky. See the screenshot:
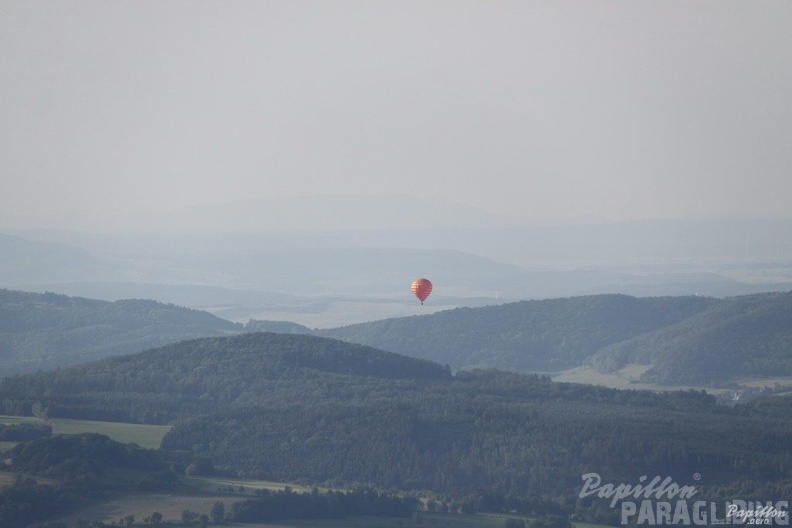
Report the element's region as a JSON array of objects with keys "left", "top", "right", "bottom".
[{"left": 2, "top": 1, "right": 791, "bottom": 221}]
